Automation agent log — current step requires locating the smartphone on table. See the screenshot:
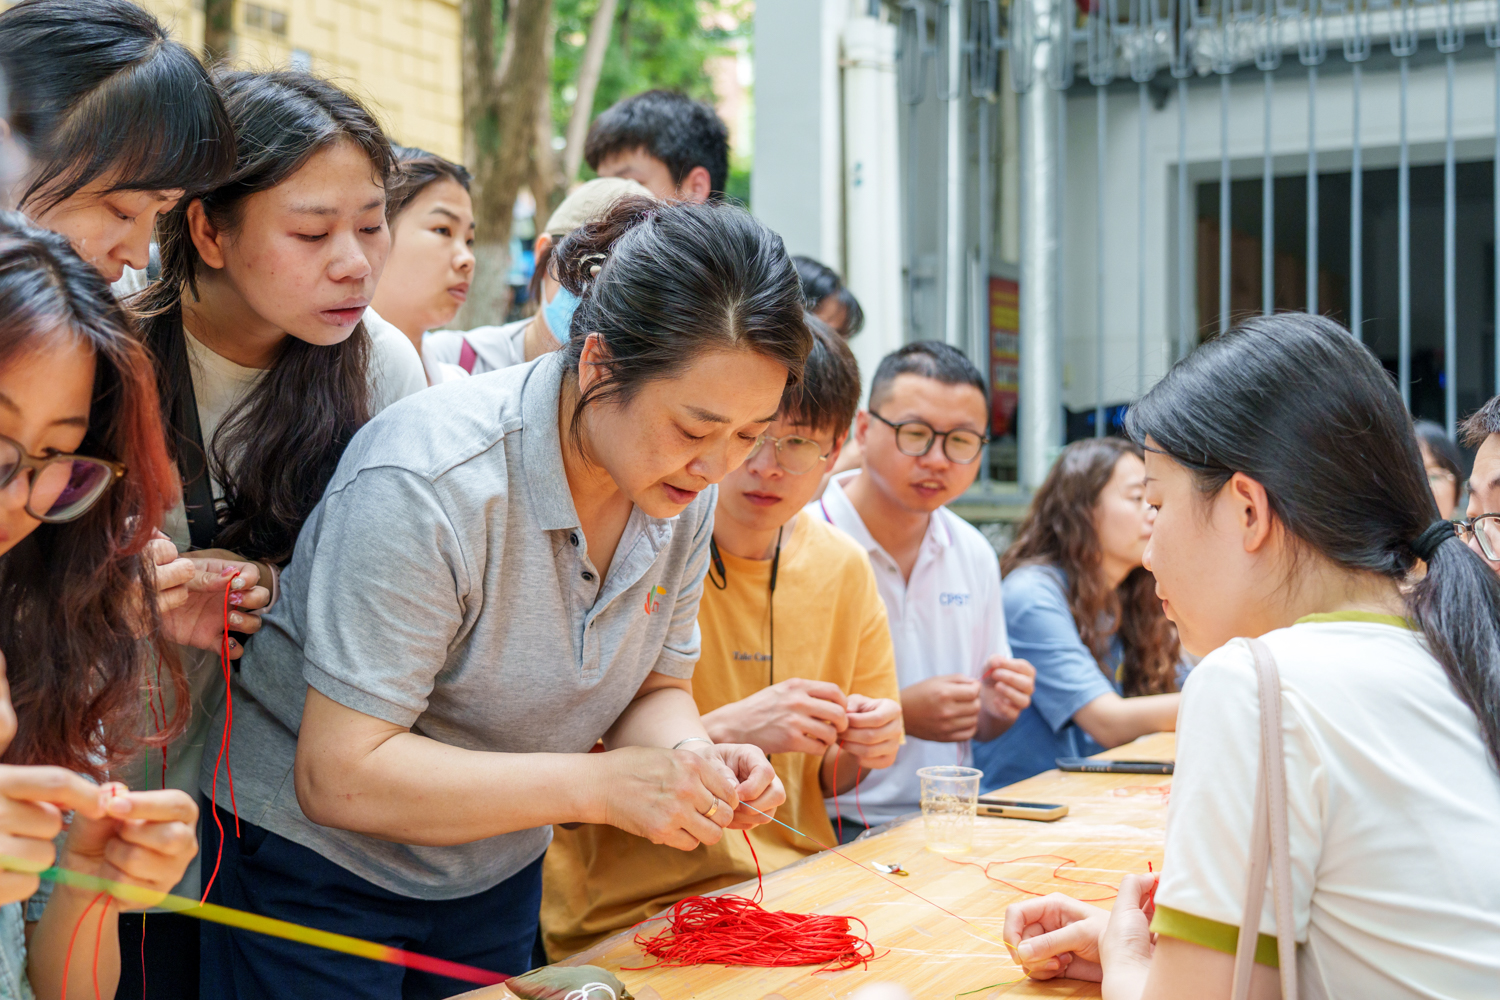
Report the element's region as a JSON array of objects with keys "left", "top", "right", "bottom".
[{"left": 975, "top": 793, "right": 1069, "bottom": 821}]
